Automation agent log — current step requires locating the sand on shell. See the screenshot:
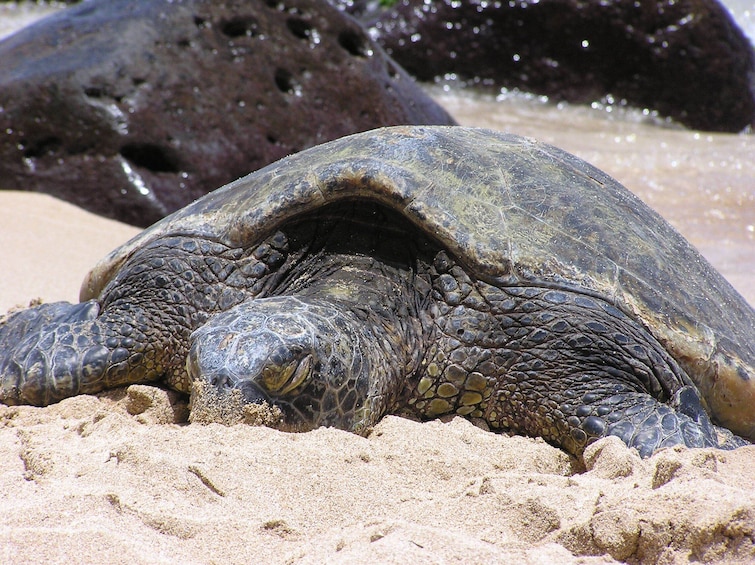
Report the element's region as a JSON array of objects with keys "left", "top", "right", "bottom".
[{"left": 1, "top": 192, "right": 755, "bottom": 564}]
